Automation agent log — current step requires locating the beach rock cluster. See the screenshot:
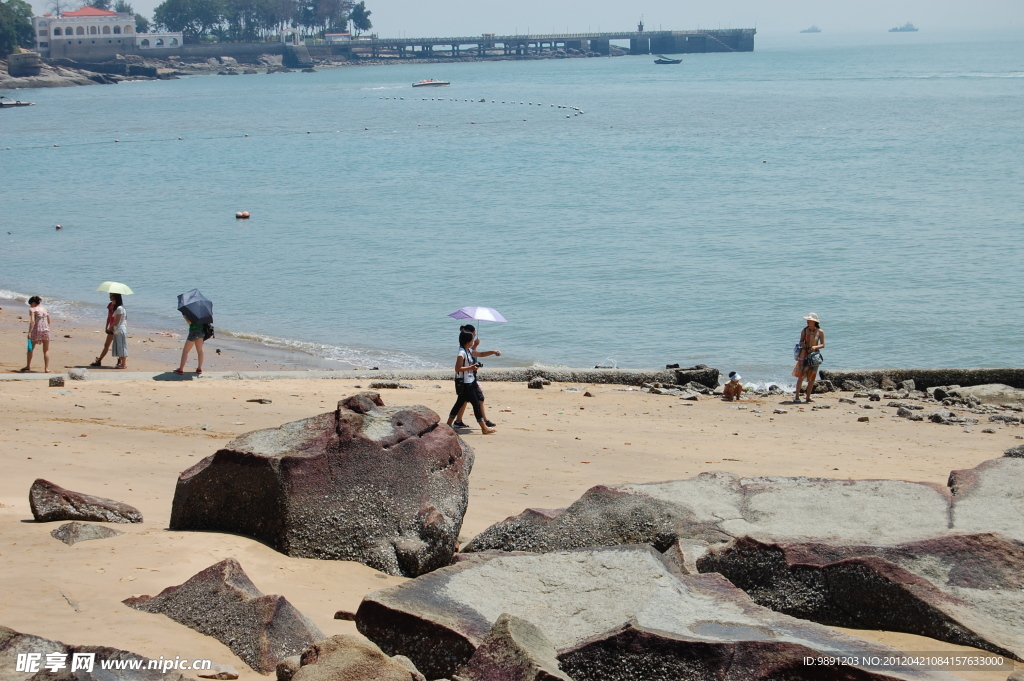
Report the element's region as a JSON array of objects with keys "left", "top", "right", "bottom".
[
  {"left": 124, "top": 558, "right": 323, "bottom": 673},
  {"left": 30, "top": 478, "right": 143, "bottom": 524},
  {"left": 0, "top": 625, "right": 196, "bottom": 681},
  {"left": 169, "top": 391, "right": 474, "bottom": 576},
  {"left": 355, "top": 546, "right": 962, "bottom": 681},
  {"left": 462, "top": 457, "right": 1024, "bottom": 660}
]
